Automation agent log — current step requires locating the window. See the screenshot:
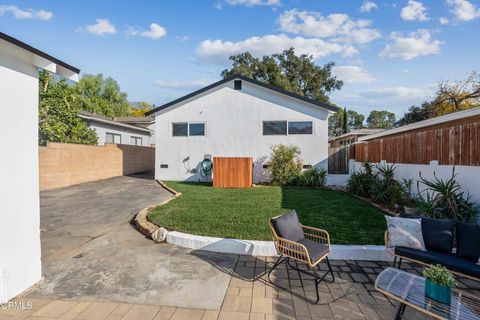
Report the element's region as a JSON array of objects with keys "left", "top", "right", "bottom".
[
  {"left": 234, "top": 80, "right": 242, "bottom": 90},
  {"left": 172, "top": 122, "right": 205, "bottom": 137},
  {"left": 106, "top": 132, "right": 121, "bottom": 144},
  {"left": 288, "top": 121, "right": 313, "bottom": 135},
  {"left": 189, "top": 123, "right": 205, "bottom": 136},
  {"left": 131, "top": 136, "right": 143, "bottom": 146},
  {"left": 263, "top": 121, "right": 287, "bottom": 135},
  {"left": 172, "top": 123, "right": 188, "bottom": 136}
]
